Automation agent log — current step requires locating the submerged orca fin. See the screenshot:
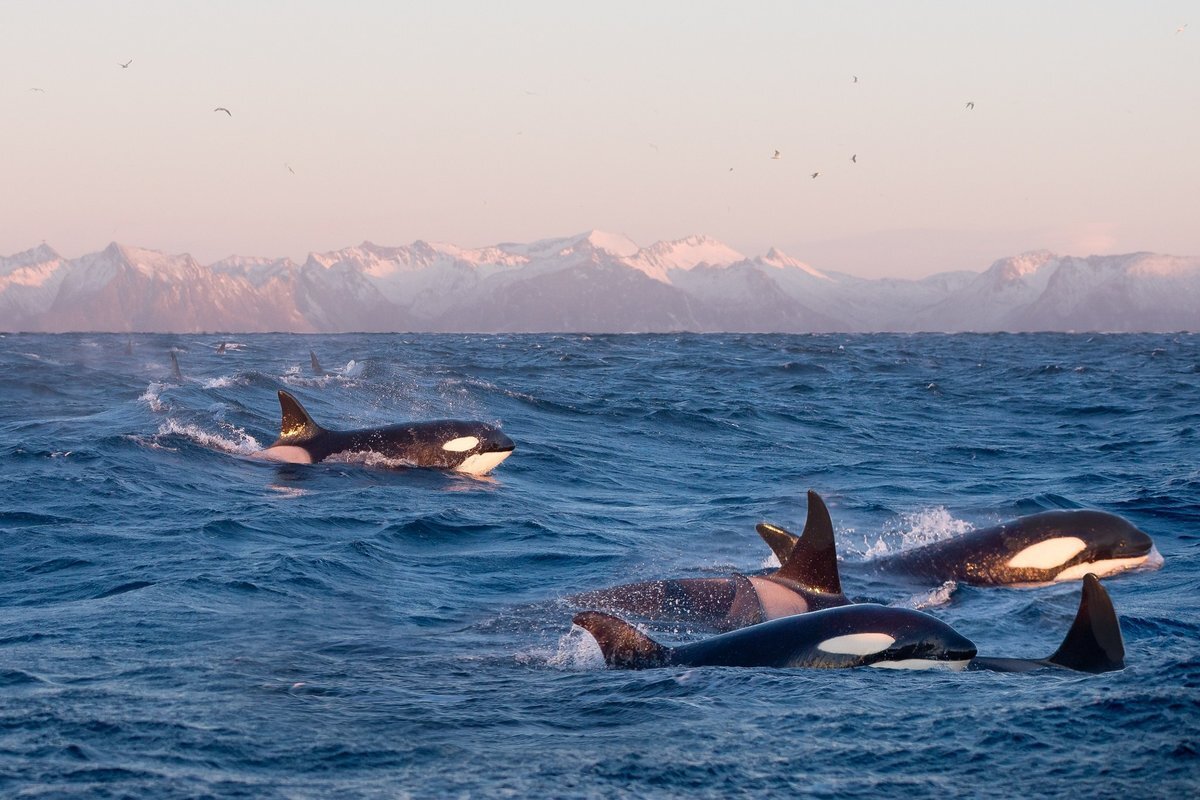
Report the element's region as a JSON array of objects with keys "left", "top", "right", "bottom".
[
  {"left": 573, "top": 611, "right": 671, "bottom": 669},
  {"left": 169, "top": 350, "right": 182, "bottom": 380},
  {"left": 217, "top": 341, "right": 227, "bottom": 353},
  {"left": 1045, "top": 573, "right": 1124, "bottom": 673},
  {"left": 763, "top": 490, "right": 842, "bottom": 595},
  {"left": 310, "top": 350, "right": 324, "bottom": 376},
  {"left": 274, "top": 390, "right": 324, "bottom": 445}
]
